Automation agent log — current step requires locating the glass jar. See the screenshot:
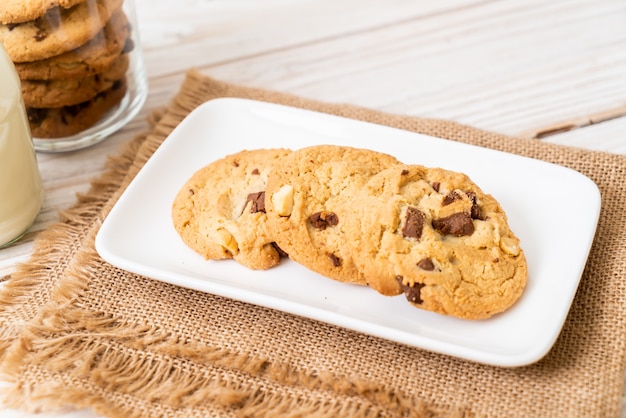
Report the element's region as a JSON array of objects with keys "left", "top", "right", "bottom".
[
  {"left": 0, "top": 0, "right": 148, "bottom": 152},
  {"left": 0, "top": 43, "right": 44, "bottom": 248}
]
